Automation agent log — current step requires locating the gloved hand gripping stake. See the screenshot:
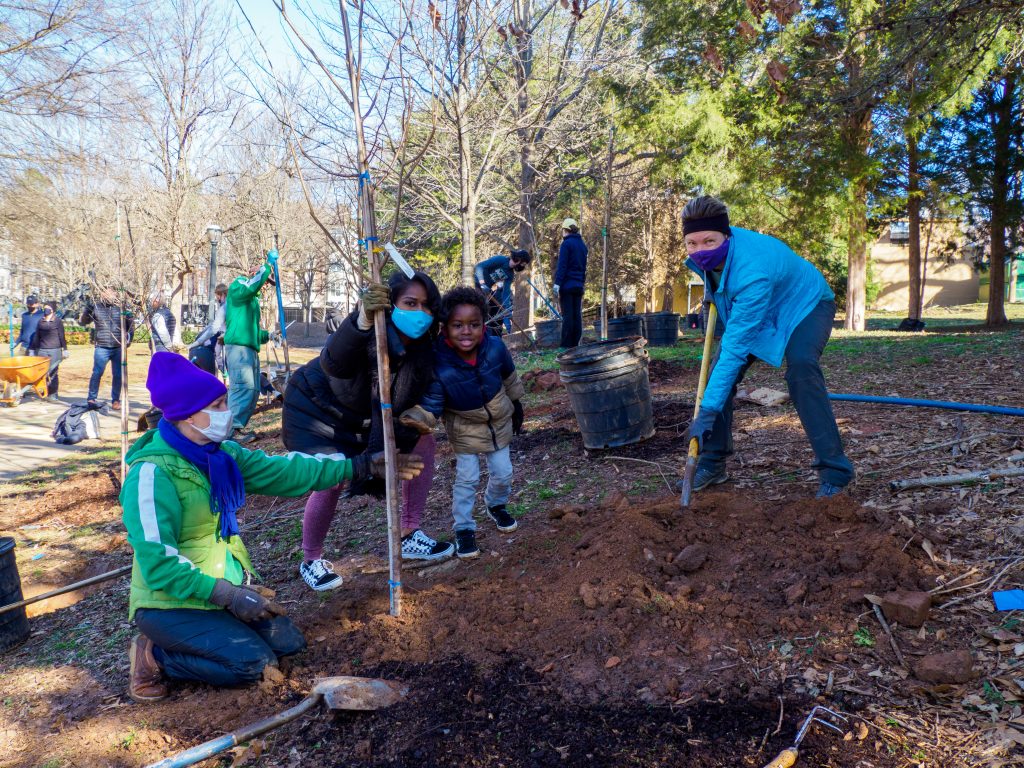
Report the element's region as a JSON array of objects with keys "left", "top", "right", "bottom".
[{"left": 679, "top": 302, "right": 717, "bottom": 508}]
